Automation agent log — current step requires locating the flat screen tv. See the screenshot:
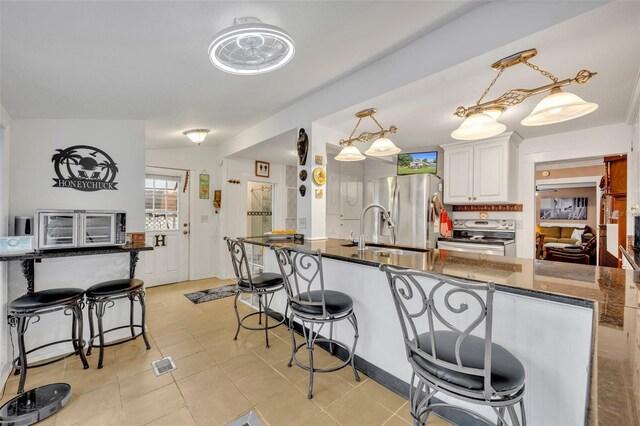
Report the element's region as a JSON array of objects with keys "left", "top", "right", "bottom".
[{"left": 397, "top": 151, "right": 438, "bottom": 175}]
